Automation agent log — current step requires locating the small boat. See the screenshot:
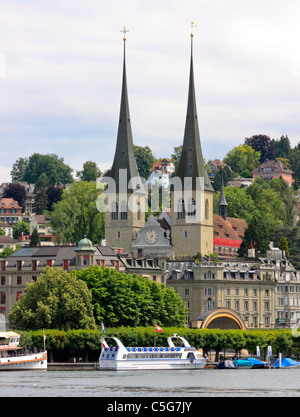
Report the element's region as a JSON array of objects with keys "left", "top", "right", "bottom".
[
  {"left": 99, "top": 333, "right": 207, "bottom": 371},
  {"left": 216, "top": 360, "right": 236, "bottom": 369},
  {"left": 270, "top": 357, "right": 300, "bottom": 369},
  {"left": 0, "top": 332, "right": 47, "bottom": 371},
  {"left": 233, "top": 358, "right": 267, "bottom": 369}
]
